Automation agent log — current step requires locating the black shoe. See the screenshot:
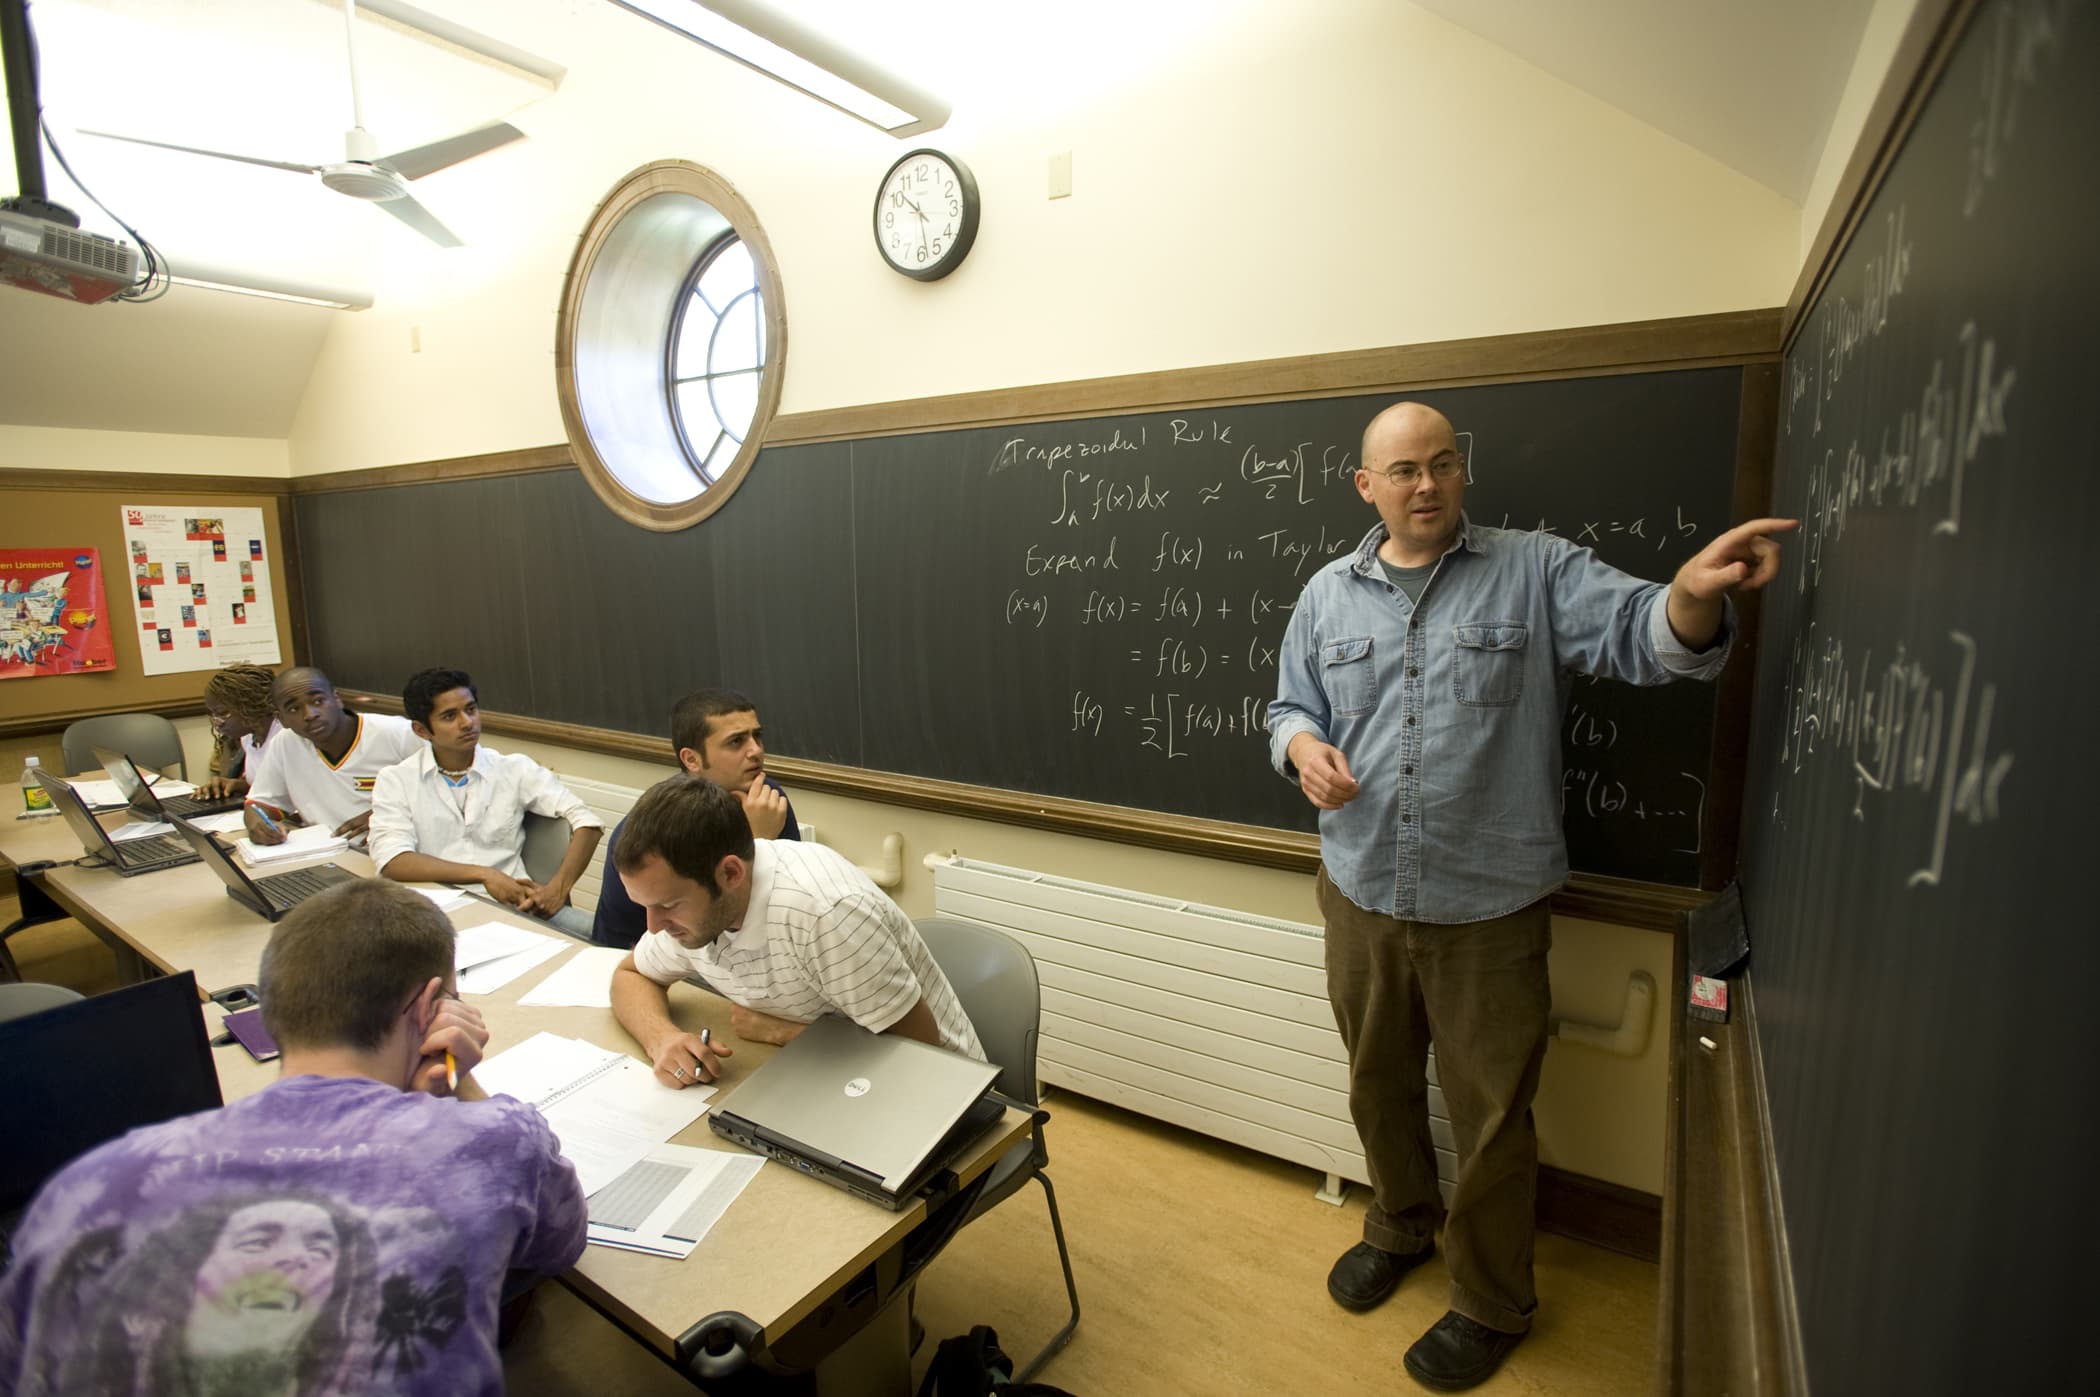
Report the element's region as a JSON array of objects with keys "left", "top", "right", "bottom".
[
  {"left": 1325, "top": 1240, "right": 1434, "bottom": 1311},
  {"left": 1402, "top": 1310, "right": 1525, "bottom": 1391}
]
